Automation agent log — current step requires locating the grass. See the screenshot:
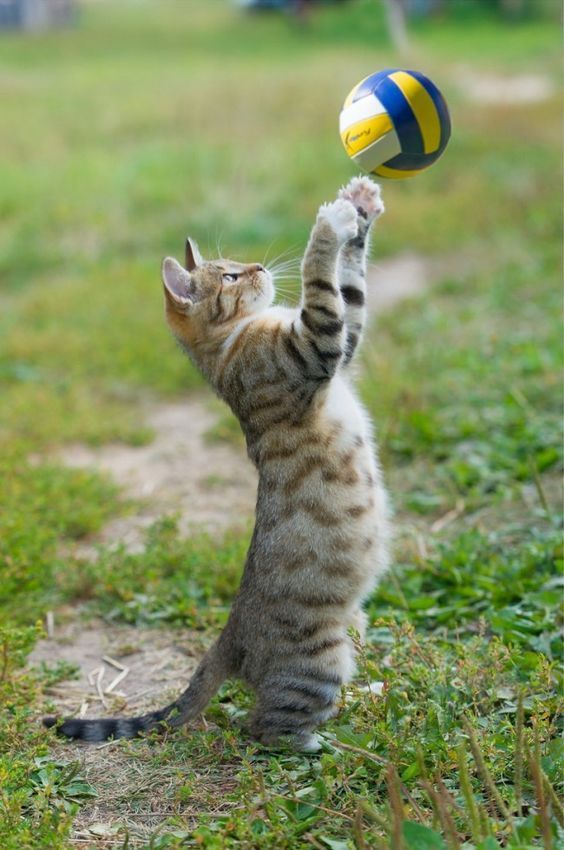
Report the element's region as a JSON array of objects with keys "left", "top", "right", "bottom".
[{"left": 0, "top": 0, "right": 562, "bottom": 847}]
